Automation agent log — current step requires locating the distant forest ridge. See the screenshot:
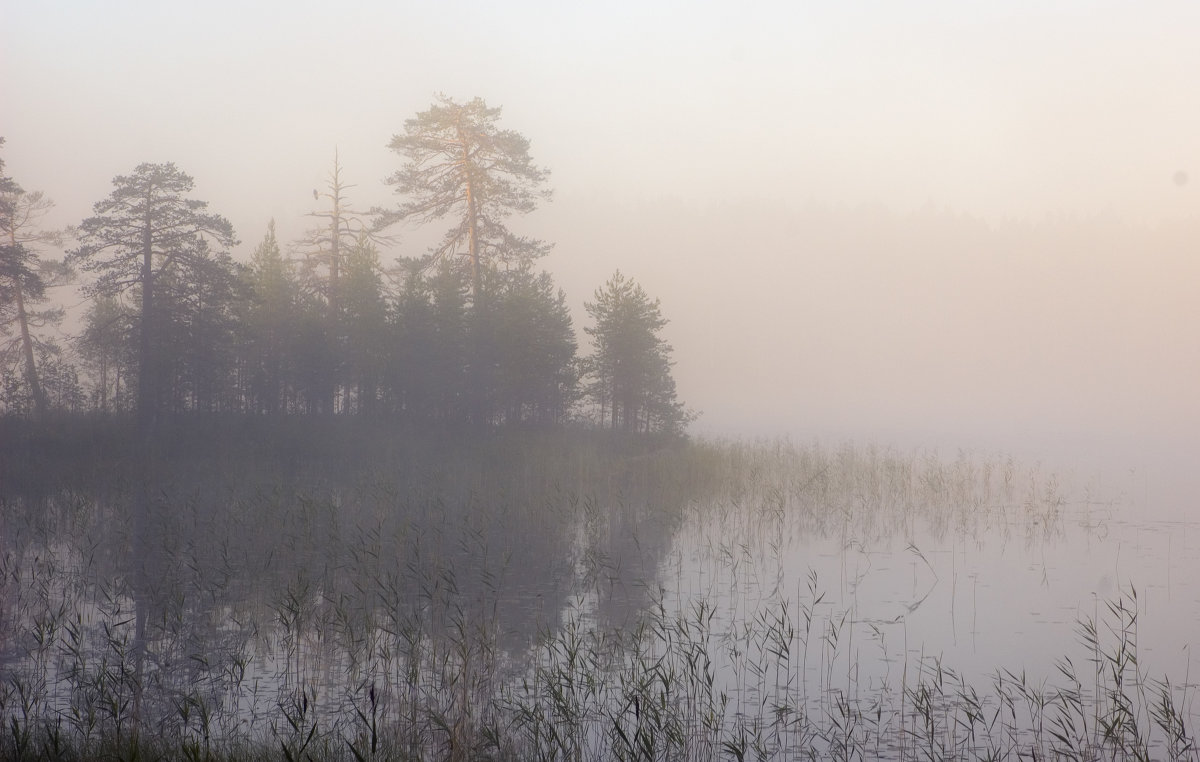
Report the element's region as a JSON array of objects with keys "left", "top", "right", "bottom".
[{"left": 0, "top": 98, "right": 691, "bottom": 434}]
